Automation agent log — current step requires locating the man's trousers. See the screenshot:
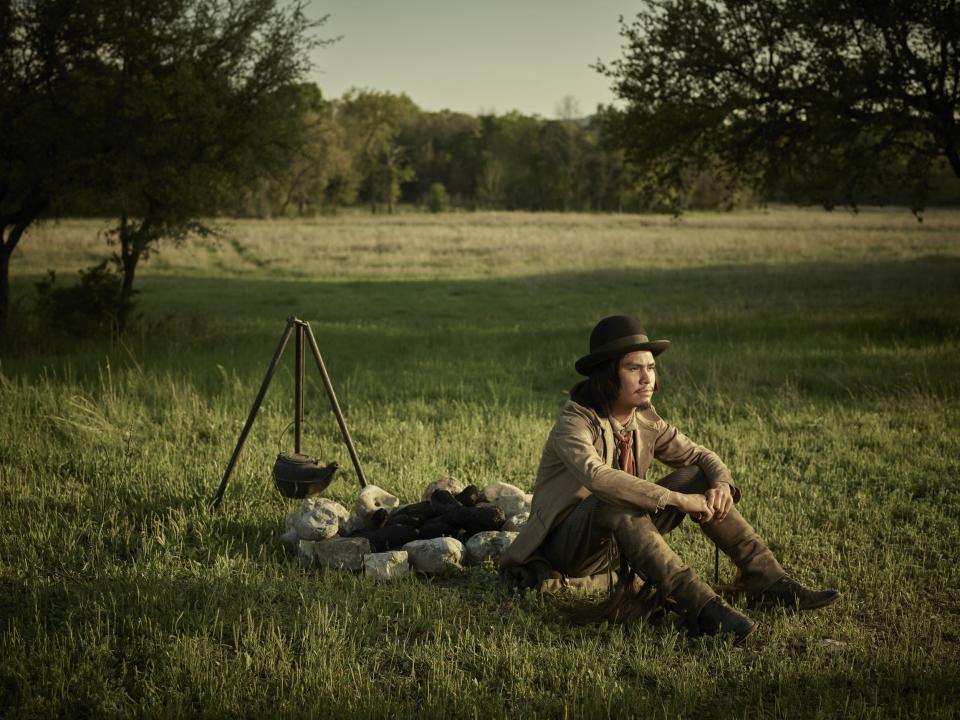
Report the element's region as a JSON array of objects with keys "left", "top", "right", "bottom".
[{"left": 537, "top": 465, "right": 786, "bottom": 616}]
